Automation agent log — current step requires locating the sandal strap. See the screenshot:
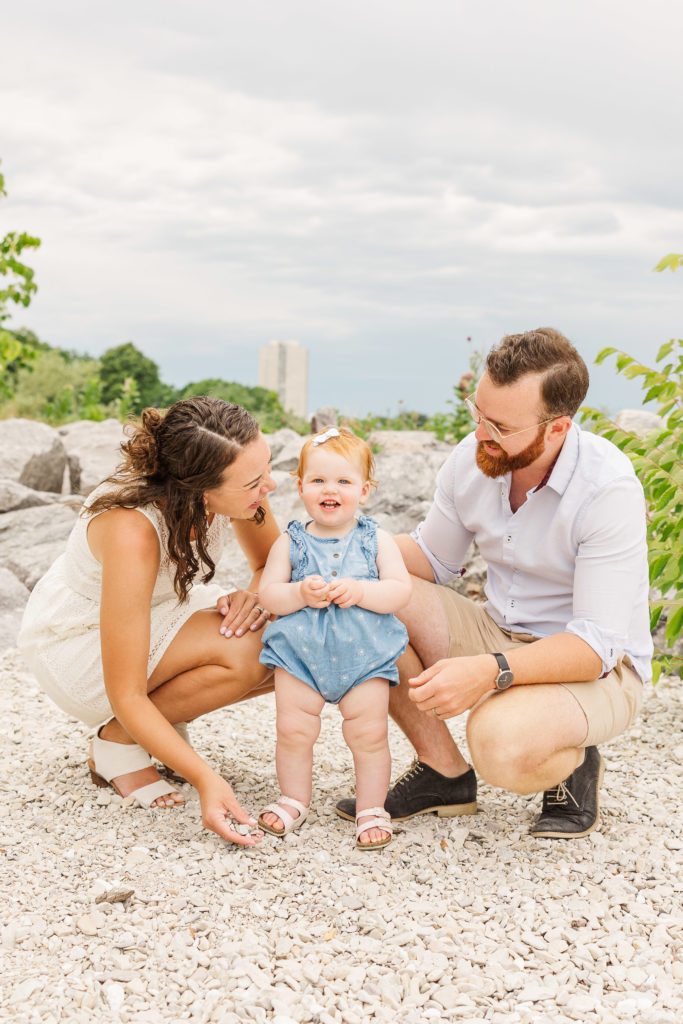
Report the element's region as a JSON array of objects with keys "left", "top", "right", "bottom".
[
  {"left": 91, "top": 734, "right": 153, "bottom": 782},
  {"left": 275, "top": 795, "right": 309, "bottom": 815},
  {"left": 131, "top": 780, "right": 182, "bottom": 808},
  {"left": 356, "top": 807, "right": 393, "bottom": 839},
  {"left": 355, "top": 806, "right": 390, "bottom": 823},
  {"left": 173, "top": 722, "right": 191, "bottom": 745},
  {"left": 260, "top": 796, "right": 310, "bottom": 834}
]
